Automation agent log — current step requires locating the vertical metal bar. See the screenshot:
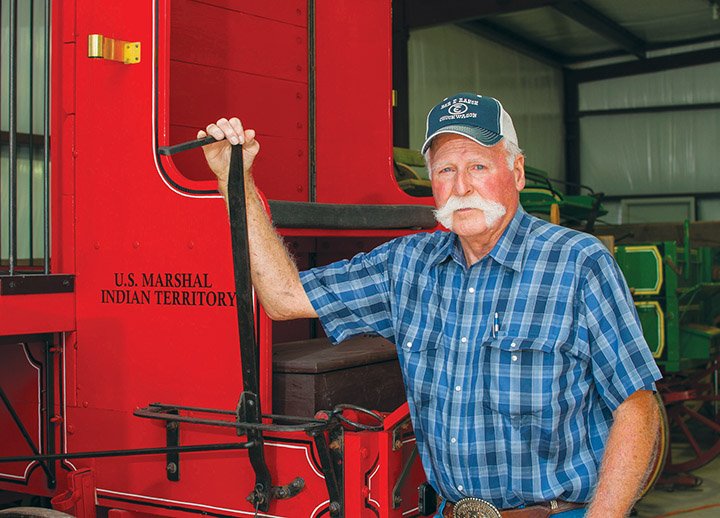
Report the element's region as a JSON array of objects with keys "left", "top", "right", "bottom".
[
  {"left": 227, "top": 145, "right": 272, "bottom": 511},
  {"left": 0, "top": 383, "right": 55, "bottom": 482},
  {"left": 307, "top": 0, "right": 316, "bottom": 202},
  {"left": 29, "top": 0, "right": 35, "bottom": 266},
  {"left": 311, "top": 430, "right": 343, "bottom": 517},
  {"left": 563, "top": 69, "right": 581, "bottom": 195},
  {"left": 43, "top": 0, "right": 50, "bottom": 273},
  {"left": 0, "top": 1, "right": 4, "bottom": 270},
  {"left": 44, "top": 335, "right": 57, "bottom": 488},
  {"left": 392, "top": 0, "right": 410, "bottom": 148},
  {"left": 166, "top": 411, "right": 180, "bottom": 482},
  {"left": 714, "top": 360, "right": 719, "bottom": 417},
  {"left": 9, "top": 0, "right": 18, "bottom": 275}
]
